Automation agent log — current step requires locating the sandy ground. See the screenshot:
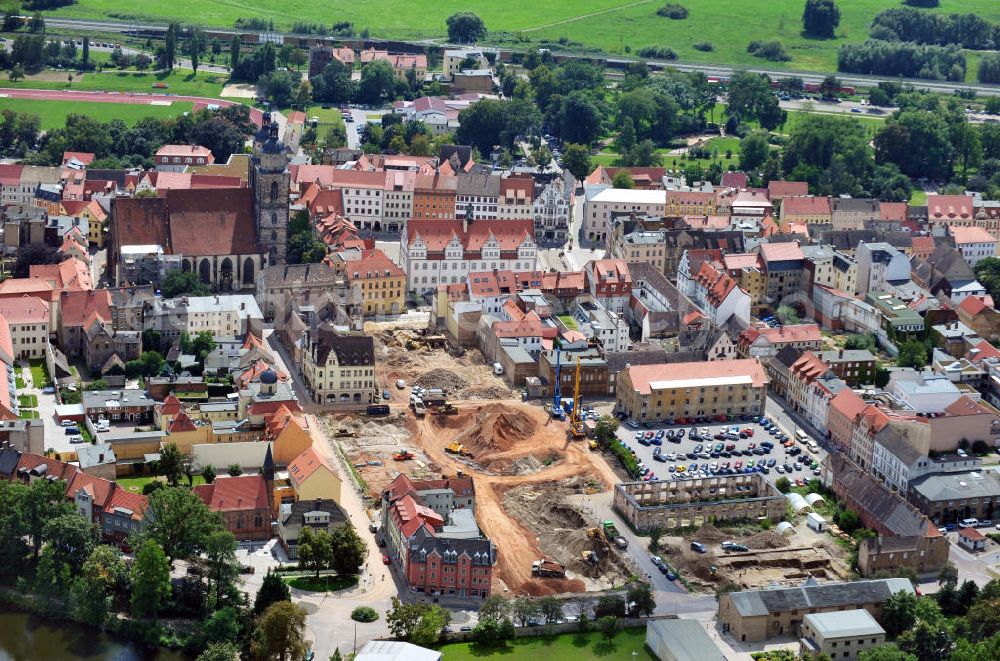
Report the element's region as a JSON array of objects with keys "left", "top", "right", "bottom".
[{"left": 221, "top": 83, "right": 257, "bottom": 98}]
